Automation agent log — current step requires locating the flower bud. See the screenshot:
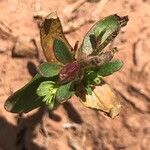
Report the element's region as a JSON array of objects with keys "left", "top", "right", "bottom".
[{"left": 59, "top": 61, "right": 80, "bottom": 84}]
